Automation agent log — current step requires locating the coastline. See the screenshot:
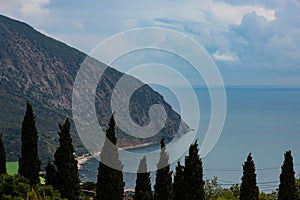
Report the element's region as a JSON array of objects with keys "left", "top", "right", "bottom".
[
  {"left": 118, "top": 142, "right": 157, "bottom": 151},
  {"left": 76, "top": 141, "right": 158, "bottom": 167}
]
